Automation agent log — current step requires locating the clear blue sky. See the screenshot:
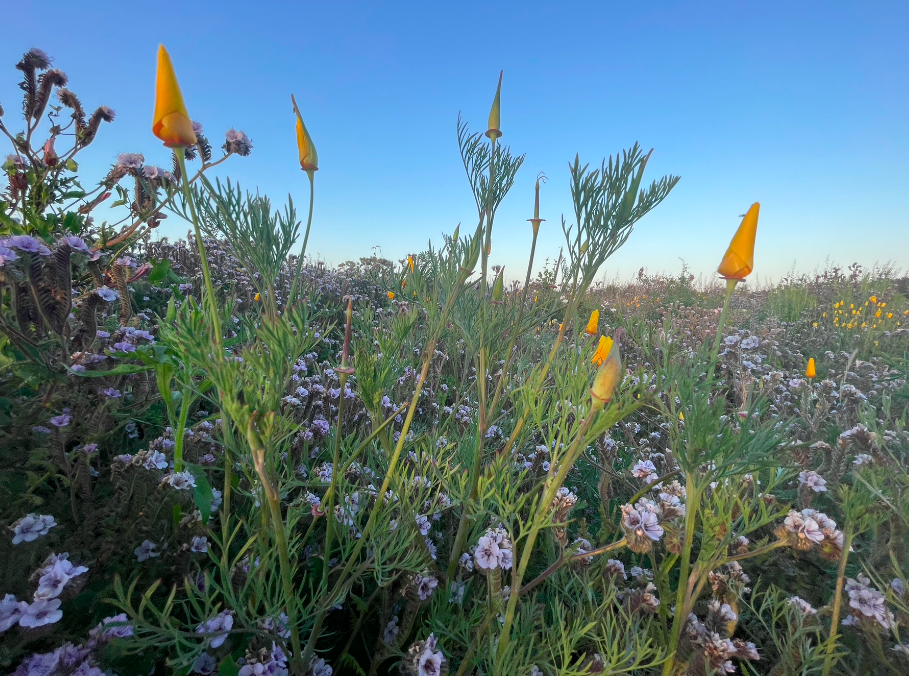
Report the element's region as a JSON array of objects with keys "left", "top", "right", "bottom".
[{"left": 3, "top": 0, "right": 907, "bottom": 283}]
